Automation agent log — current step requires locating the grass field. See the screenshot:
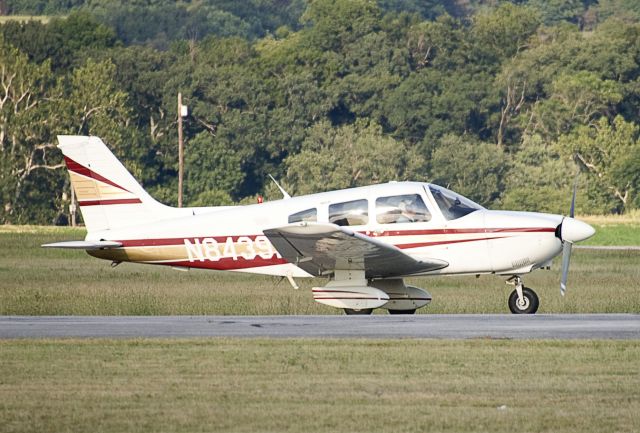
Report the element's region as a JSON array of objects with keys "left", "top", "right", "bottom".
[
  {"left": 1, "top": 339, "right": 639, "bottom": 433},
  {"left": 0, "top": 225, "right": 639, "bottom": 314},
  {"left": 1, "top": 226, "right": 638, "bottom": 433}
]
